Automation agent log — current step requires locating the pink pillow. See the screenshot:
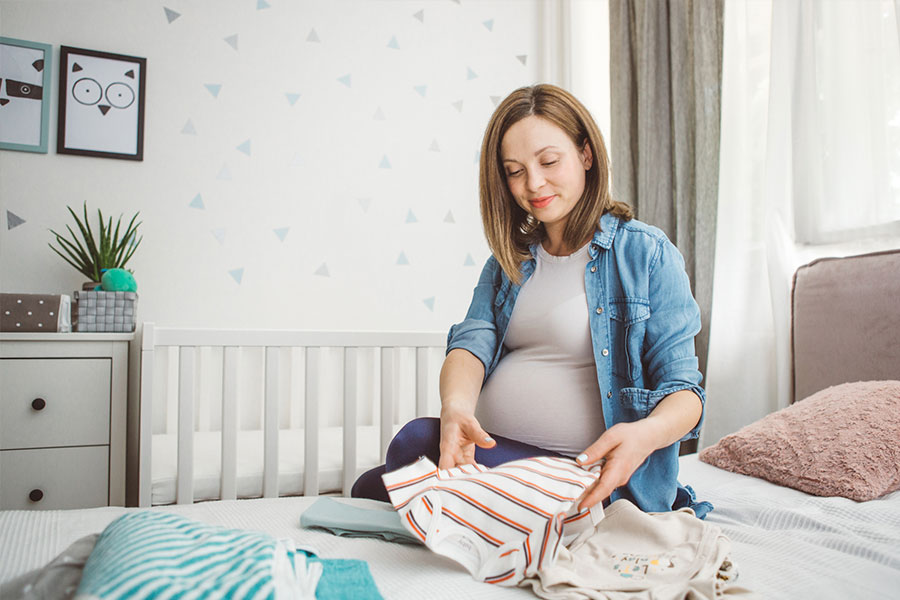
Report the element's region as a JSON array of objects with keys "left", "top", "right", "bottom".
[{"left": 699, "top": 380, "right": 900, "bottom": 502}]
